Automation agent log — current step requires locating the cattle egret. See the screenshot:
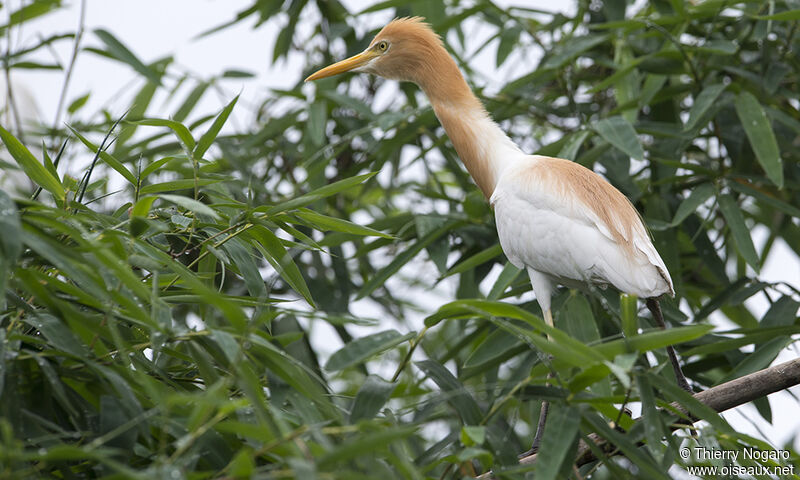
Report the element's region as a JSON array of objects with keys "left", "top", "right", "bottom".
[{"left": 306, "top": 17, "right": 691, "bottom": 455}]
